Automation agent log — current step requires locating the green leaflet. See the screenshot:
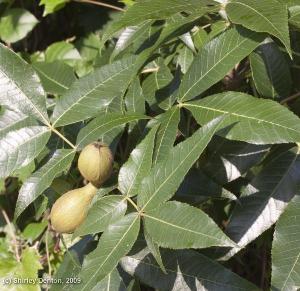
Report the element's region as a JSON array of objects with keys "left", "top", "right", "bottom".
[
  {"left": 272, "top": 195, "right": 300, "bottom": 291},
  {"left": 184, "top": 92, "right": 300, "bottom": 144},
  {"left": 178, "top": 26, "right": 265, "bottom": 101},
  {"left": 0, "top": 44, "right": 49, "bottom": 124},
  {"left": 73, "top": 195, "right": 127, "bottom": 237},
  {"left": 138, "top": 116, "right": 226, "bottom": 211},
  {"left": 144, "top": 201, "right": 234, "bottom": 249},
  {"left": 0, "top": 126, "right": 51, "bottom": 179},
  {"left": 118, "top": 125, "right": 158, "bottom": 197},
  {"left": 51, "top": 56, "right": 138, "bottom": 127},
  {"left": 75, "top": 213, "right": 140, "bottom": 290},
  {"left": 226, "top": 0, "right": 291, "bottom": 57}
]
